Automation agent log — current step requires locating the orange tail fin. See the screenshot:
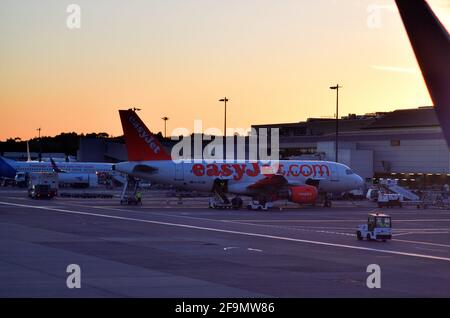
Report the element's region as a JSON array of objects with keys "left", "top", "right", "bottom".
[{"left": 119, "top": 109, "right": 171, "bottom": 161}]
